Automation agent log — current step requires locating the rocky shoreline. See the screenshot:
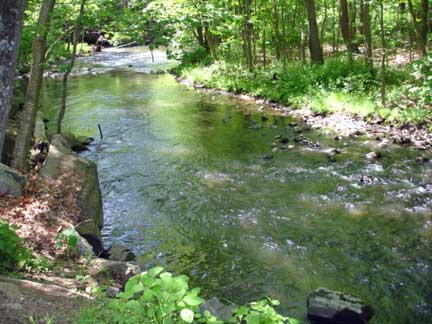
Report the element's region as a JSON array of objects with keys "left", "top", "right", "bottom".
[{"left": 176, "top": 76, "right": 432, "bottom": 151}]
